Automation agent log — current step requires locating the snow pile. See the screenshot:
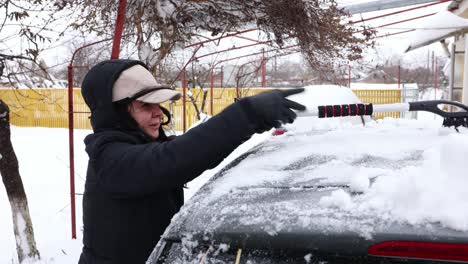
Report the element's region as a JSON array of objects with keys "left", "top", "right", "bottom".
[
  {"left": 0, "top": 127, "right": 88, "bottom": 263},
  {"left": 204, "top": 116, "right": 468, "bottom": 233},
  {"left": 319, "top": 131, "right": 468, "bottom": 231},
  {"left": 406, "top": 11, "right": 468, "bottom": 51}
]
